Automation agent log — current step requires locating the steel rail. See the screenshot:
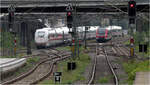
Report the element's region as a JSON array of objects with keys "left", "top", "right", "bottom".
[
  {"left": 104, "top": 48, "right": 119, "bottom": 85},
  {"left": 31, "top": 55, "right": 69, "bottom": 84},
  {"left": 87, "top": 44, "right": 97, "bottom": 85}
]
